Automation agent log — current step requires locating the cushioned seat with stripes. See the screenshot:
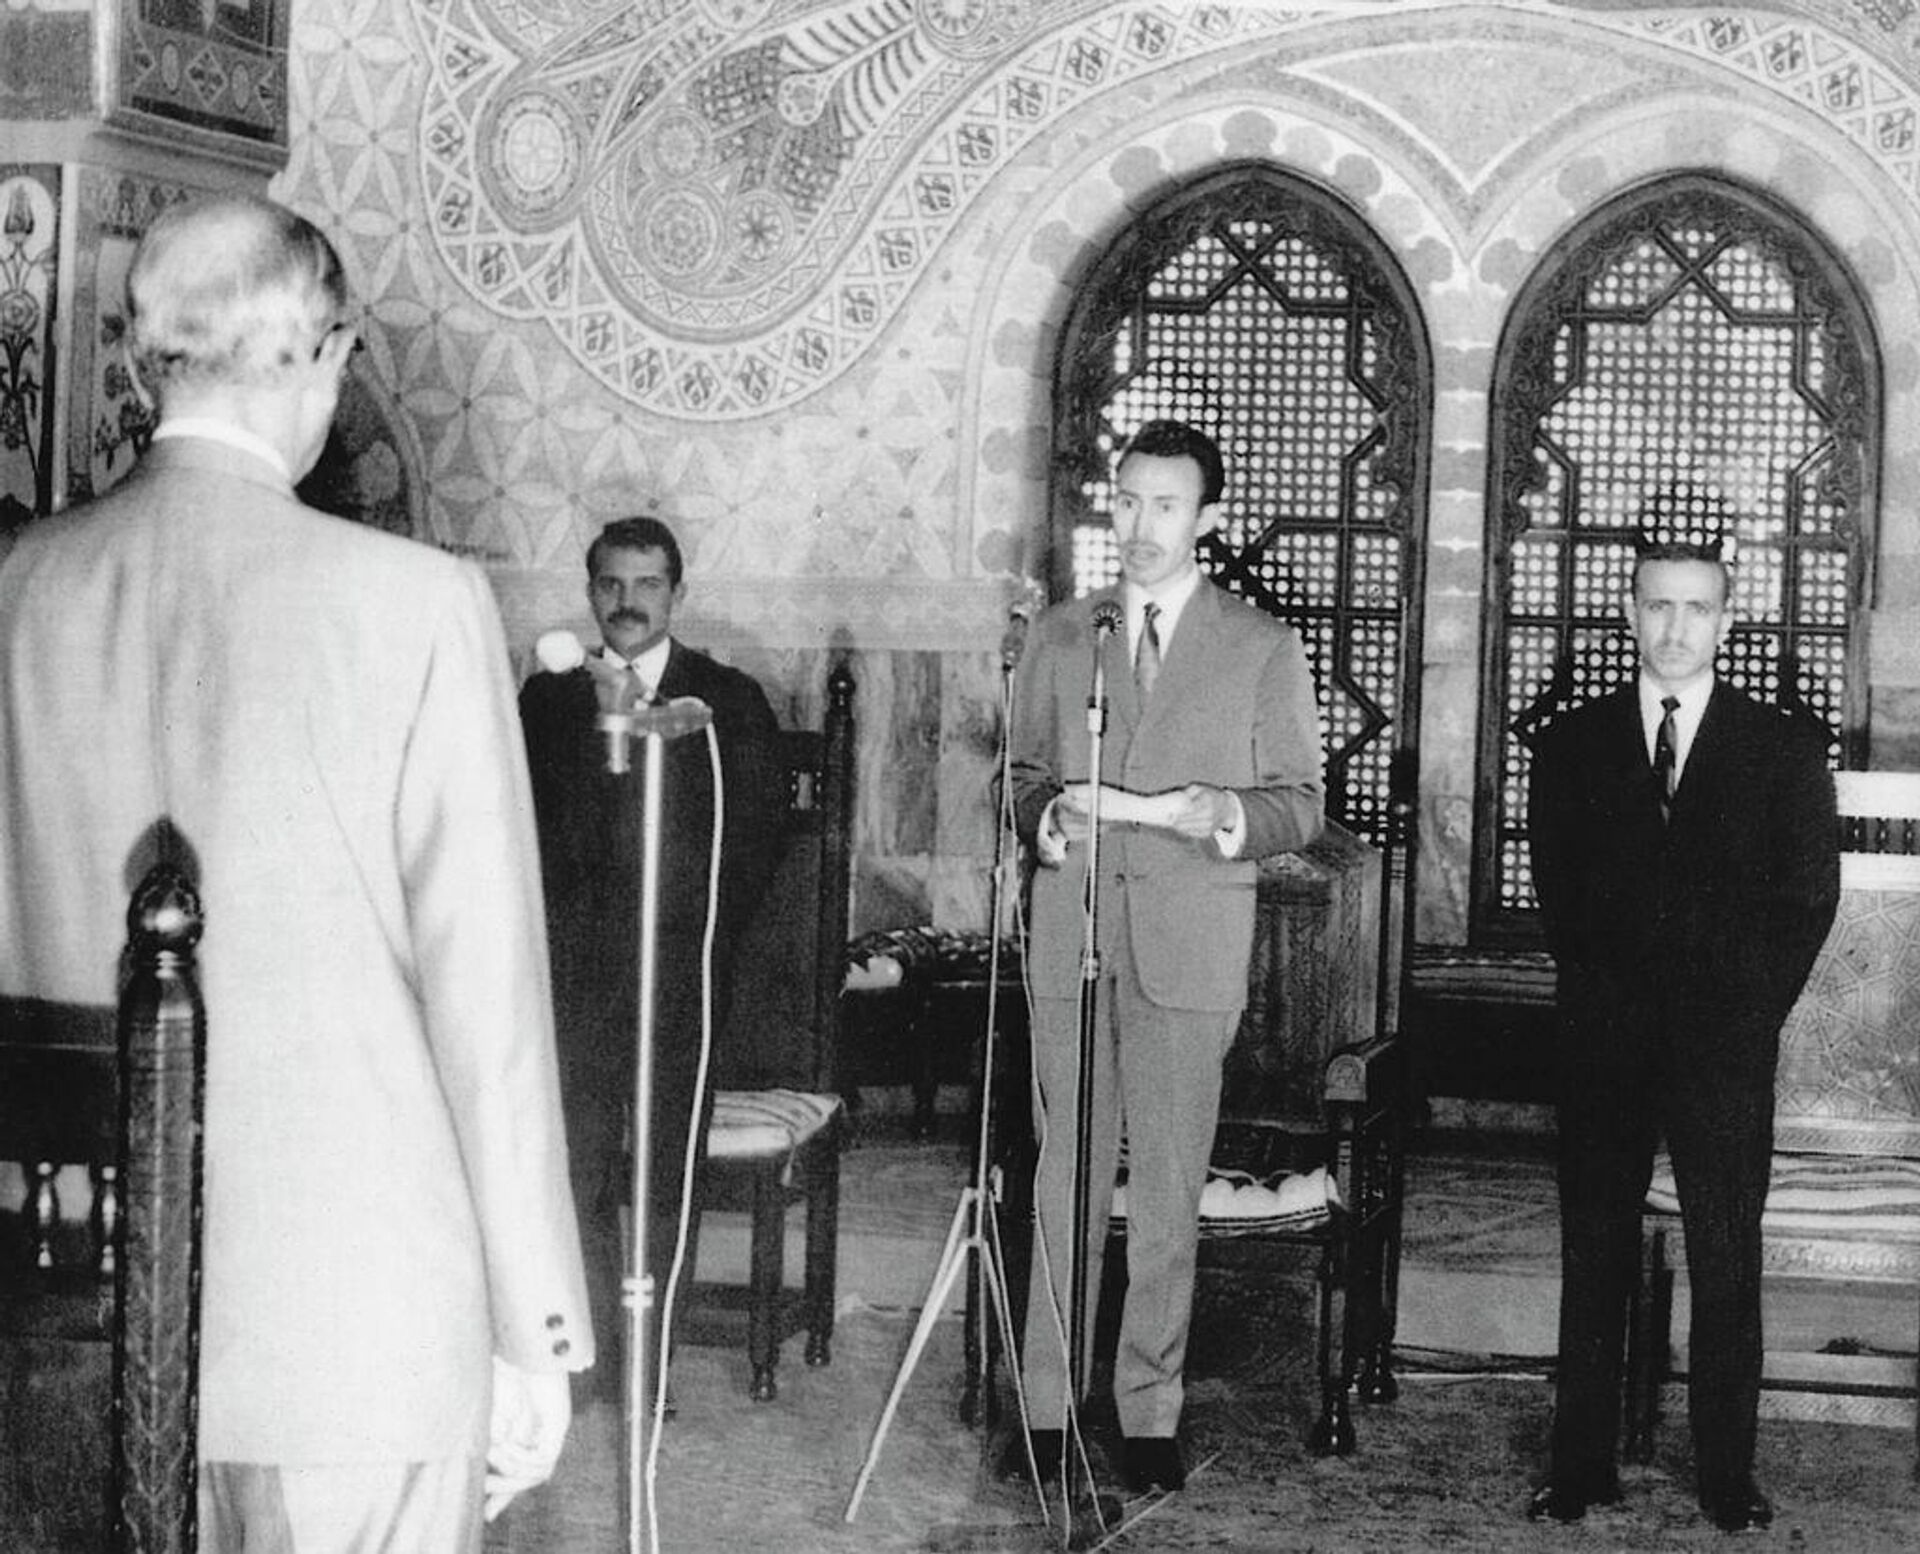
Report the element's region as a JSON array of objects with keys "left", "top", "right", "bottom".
[{"left": 1628, "top": 771, "right": 1920, "bottom": 1457}]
